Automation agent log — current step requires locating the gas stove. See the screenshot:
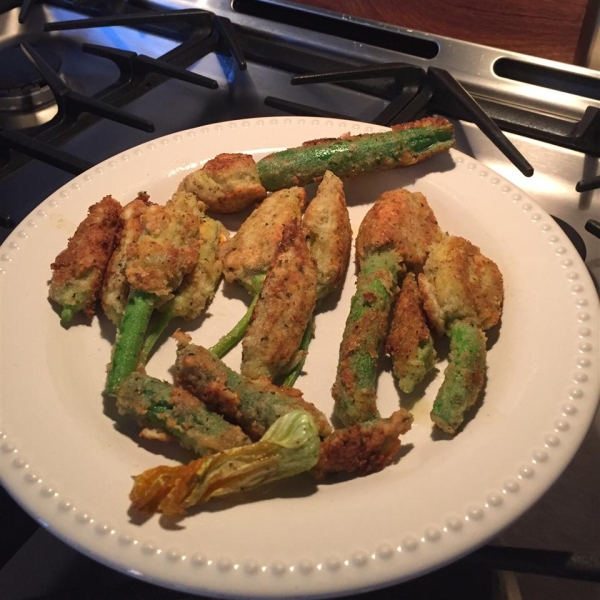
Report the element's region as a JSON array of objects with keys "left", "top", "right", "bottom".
[
  {"left": 0, "top": 1, "right": 599, "bottom": 599},
  {"left": 0, "top": 0, "right": 599, "bottom": 265}
]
